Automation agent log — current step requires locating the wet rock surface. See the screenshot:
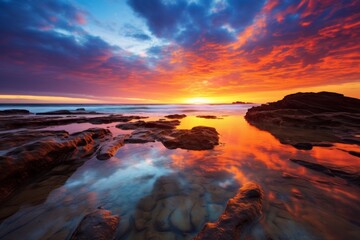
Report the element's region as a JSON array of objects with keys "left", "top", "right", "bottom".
[
  {"left": 194, "top": 182, "right": 264, "bottom": 240},
  {"left": 70, "top": 208, "right": 119, "bottom": 240},
  {"left": 159, "top": 126, "right": 220, "bottom": 150},
  {"left": 0, "top": 114, "right": 146, "bottom": 130},
  {"left": 116, "top": 119, "right": 220, "bottom": 150},
  {"left": 97, "top": 134, "right": 129, "bottom": 160},
  {"left": 122, "top": 126, "right": 219, "bottom": 150},
  {"left": 290, "top": 159, "right": 360, "bottom": 186},
  {"left": 245, "top": 92, "right": 360, "bottom": 147},
  {"left": 0, "top": 128, "right": 111, "bottom": 202}
]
